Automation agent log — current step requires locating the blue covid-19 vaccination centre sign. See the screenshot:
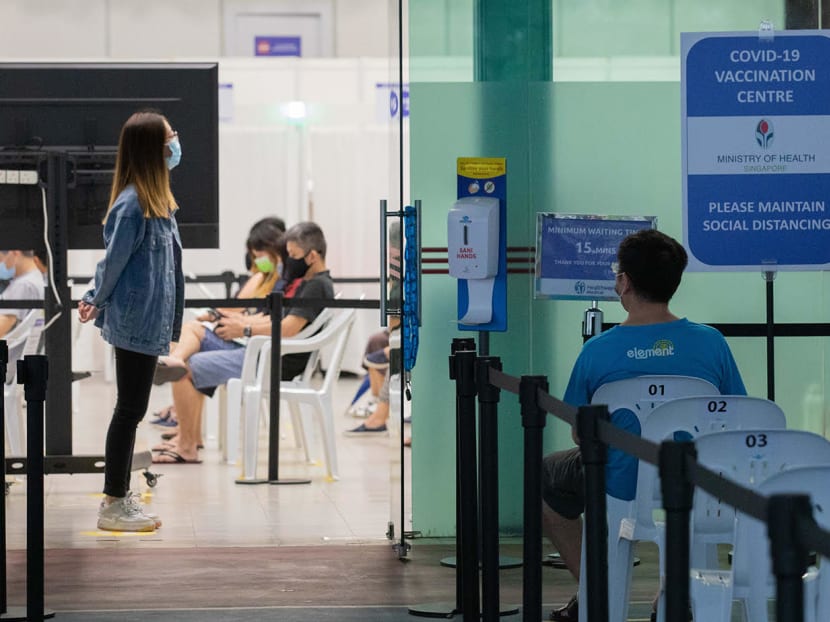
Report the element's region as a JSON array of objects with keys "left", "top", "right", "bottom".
[{"left": 682, "top": 29, "right": 830, "bottom": 271}]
